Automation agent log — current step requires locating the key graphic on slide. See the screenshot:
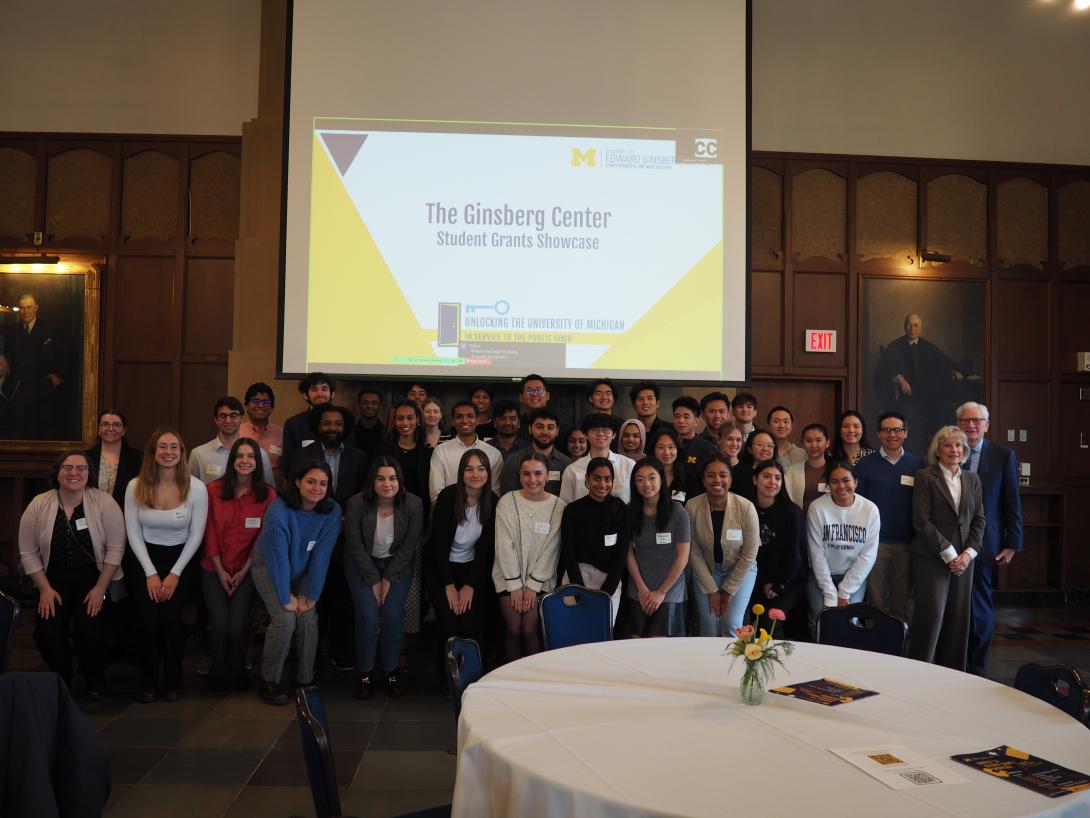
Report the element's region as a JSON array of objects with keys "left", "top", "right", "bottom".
[{"left": 465, "top": 300, "right": 510, "bottom": 316}]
